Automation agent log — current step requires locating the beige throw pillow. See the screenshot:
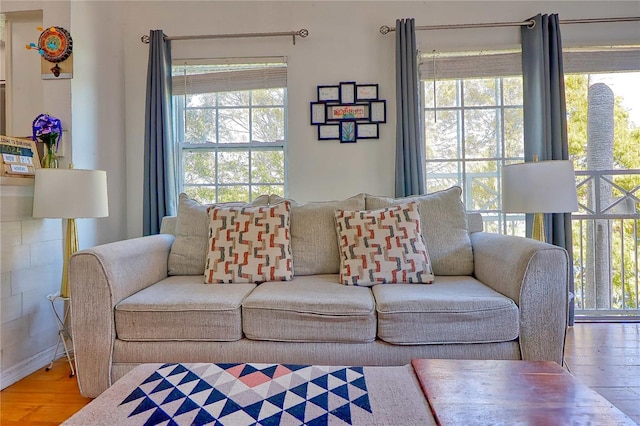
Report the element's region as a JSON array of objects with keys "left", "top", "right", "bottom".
[
  {"left": 365, "top": 186, "right": 473, "bottom": 275},
  {"left": 204, "top": 202, "right": 293, "bottom": 283},
  {"left": 168, "top": 193, "right": 268, "bottom": 275},
  {"left": 335, "top": 202, "right": 434, "bottom": 286}
]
